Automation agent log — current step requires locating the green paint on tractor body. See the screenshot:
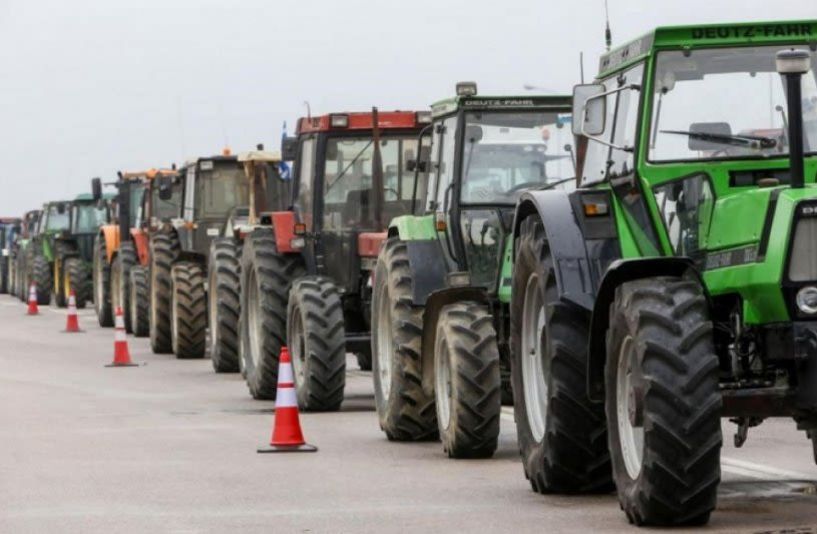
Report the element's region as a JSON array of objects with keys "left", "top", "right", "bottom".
[{"left": 581, "top": 19, "right": 817, "bottom": 327}]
